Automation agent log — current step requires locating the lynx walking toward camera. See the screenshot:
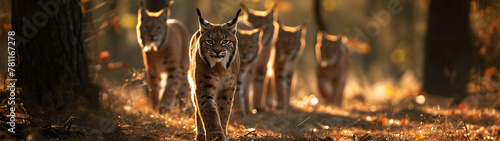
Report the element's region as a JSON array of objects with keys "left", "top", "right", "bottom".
[
  {"left": 234, "top": 28, "right": 261, "bottom": 116},
  {"left": 241, "top": 3, "right": 278, "bottom": 112},
  {"left": 272, "top": 23, "right": 306, "bottom": 112},
  {"left": 136, "top": 1, "right": 190, "bottom": 113},
  {"left": 189, "top": 9, "right": 241, "bottom": 141},
  {"left": 314, "top": 0, "right": 350, "bottom": 107}
]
